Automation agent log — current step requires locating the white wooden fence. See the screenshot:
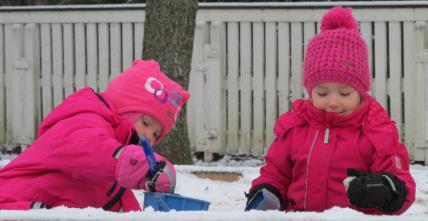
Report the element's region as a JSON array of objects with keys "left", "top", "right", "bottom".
[
  {"left": 0, "top": 5, "right": 147, "bottom": 147},
  {"left": 0, "top": 2, "right": 427, "bottom": 163}
]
